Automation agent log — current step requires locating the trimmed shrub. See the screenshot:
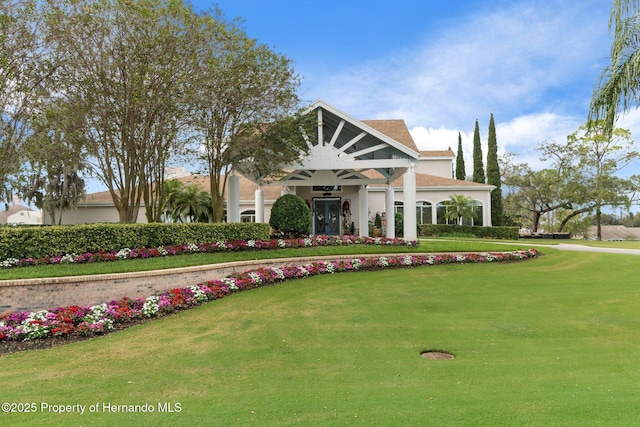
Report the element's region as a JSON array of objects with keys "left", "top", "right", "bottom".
[
  {"left": 418, "top": 224, "right": 519, "bottom": 240},
  {"left": 269, "top": 194, "right": 311, "bottom": 237},
  {"left": 0, "top": 222, "right": 270, "bottom": 260}
]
